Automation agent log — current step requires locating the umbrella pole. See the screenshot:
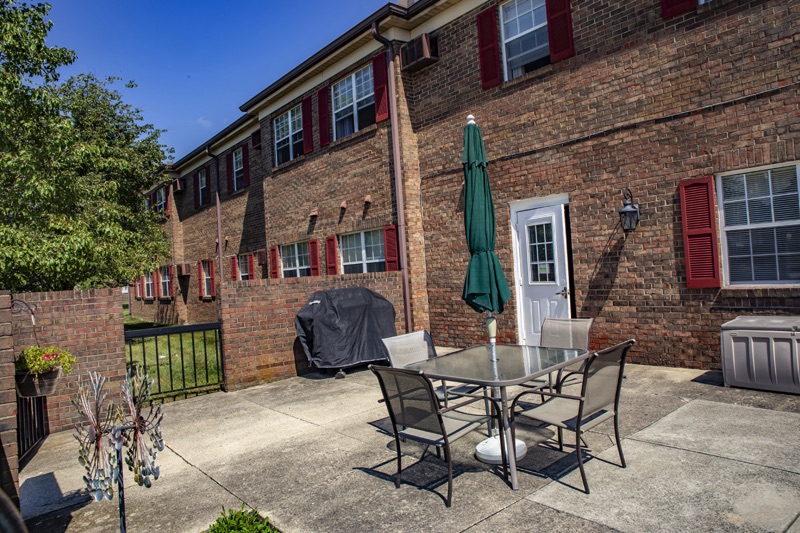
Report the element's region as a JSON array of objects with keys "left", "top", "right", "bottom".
[{"left": 485, "top": 312, "right": 497, "bottom": 437}]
